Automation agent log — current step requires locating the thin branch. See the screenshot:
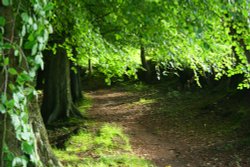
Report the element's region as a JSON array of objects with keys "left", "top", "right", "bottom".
[{"left": 3, "top": 37, "right": 29, "bottom": 70}]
